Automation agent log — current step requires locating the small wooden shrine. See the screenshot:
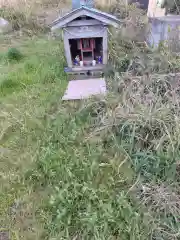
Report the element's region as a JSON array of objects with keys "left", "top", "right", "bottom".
[{"left": 50, "top": 0, "right": 121, "bottom": 74}]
